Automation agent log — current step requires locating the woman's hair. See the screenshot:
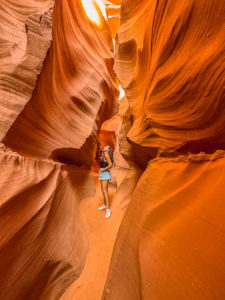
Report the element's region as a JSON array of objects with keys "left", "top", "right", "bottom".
[{"left": 104, "top": 146, "right": 114, "bottom": 164}]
